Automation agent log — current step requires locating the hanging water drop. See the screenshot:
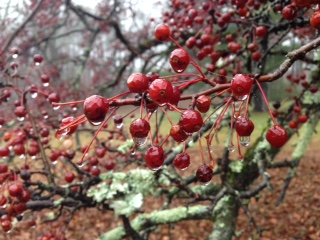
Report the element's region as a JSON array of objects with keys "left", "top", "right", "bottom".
[
  {"left": 17, "top": 117, "right": 25, "bottom": 122},
  {"left": 43, "top": 83, "right": 49, "bottom": 87},
  {"left": 31, "top": 92, "right": 38, "bottom": 99},
  {"left": 89, "top": 120, "right": 102, "bottom": 126},
  {"left": 43, "top": 114, "right": 48, "bottom": 119},
  {"left": 200, "top": 180, "right": 211, "bottom": 186},
  {"left": 148, "top": 165, "right": 163, "bottom": 171},
  {"left": 240, "top": 136, "right": 250, "bottom": 146},
  {"left": 116, "top": 123, "right": 123, "bottom": 129},
  {"left": 35, "top": 62, "right": 40, "bottom": 66},
  {"left": 19, "top": 154, "right": 25, "bottom": 160},
  {"left": 228, "top": 145, "right": 235, "bottom": 152},
  {"left": 53, "top": 105, "right": 60, "bottom": 110},
  {"left": 133, "top": 137, "right": 147, "bottom": 146},
  {"left": 12, "top": 54, "right": 18, "bottom": 59}
]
